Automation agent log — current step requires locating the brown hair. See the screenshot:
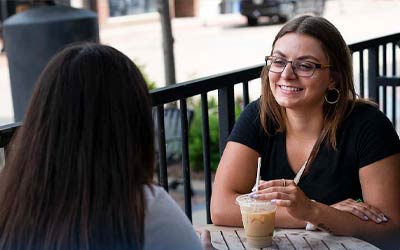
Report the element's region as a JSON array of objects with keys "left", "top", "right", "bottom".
[
  {"left": 0, "top": 43, "right": 154, "bottom": 249},
  {"left": 260, "top": 15, "right": 359, "bottom": 149}
]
